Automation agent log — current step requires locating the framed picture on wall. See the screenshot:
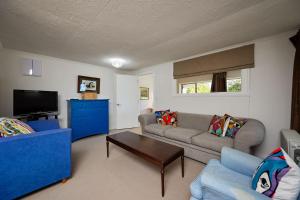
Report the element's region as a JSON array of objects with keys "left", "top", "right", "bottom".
[
  {"left": 77, "top": 75, "right": 100, "bottom": 94},
  {"left": 140, "top": 87, "right": 149, "bottom": 100}
]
